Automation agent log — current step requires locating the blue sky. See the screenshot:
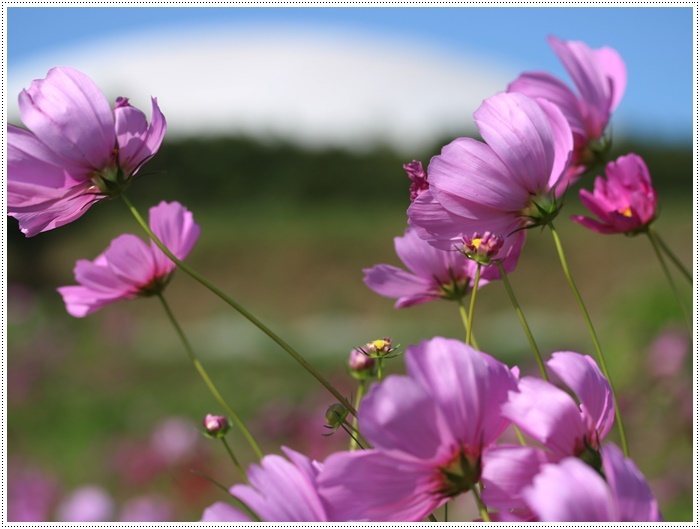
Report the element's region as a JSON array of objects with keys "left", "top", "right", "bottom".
[{"left": 7, "top": 7, "right": 694, "bottom": 148}]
